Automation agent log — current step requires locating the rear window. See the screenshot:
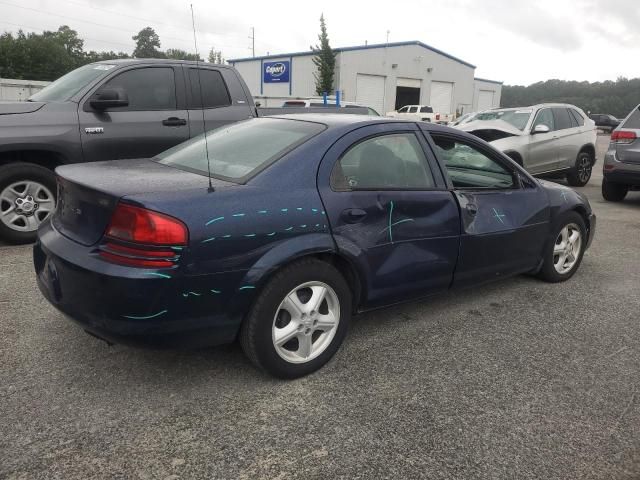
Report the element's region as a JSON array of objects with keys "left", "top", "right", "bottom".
[
  {"left": 622, "top": 107, "right": 640, "bottom": 129},
  {"left": 570, "top": 109, "right": 585, "bottom": 126},
  {"left": 155, "top": 118, "right": 325, "bottom": 181},
  {"left": 188, "top": 68, "right": 231, "bottom": 109}
]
